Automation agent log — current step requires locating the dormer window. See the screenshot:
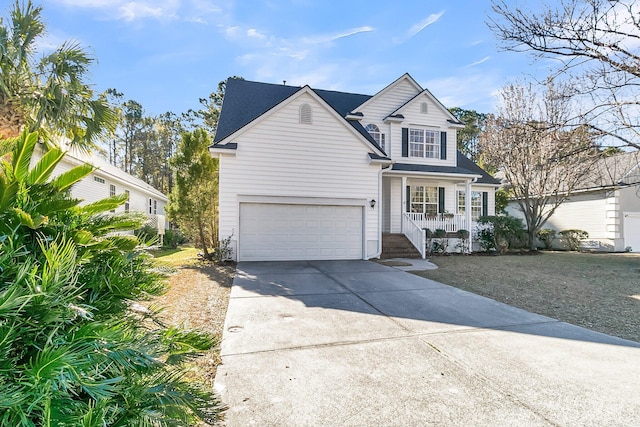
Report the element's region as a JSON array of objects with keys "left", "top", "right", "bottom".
[
  {"left": 299, "top": 103, "right": 312, "bottom": 124},
  {"left": 365, "top": 123, "right": 386, "bottom": 151},
  {"left": 420, "top": 102, "right": 428, "bottom": 114}
]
